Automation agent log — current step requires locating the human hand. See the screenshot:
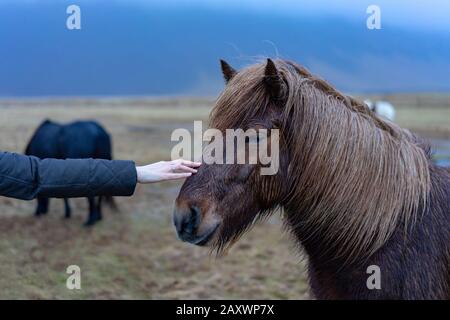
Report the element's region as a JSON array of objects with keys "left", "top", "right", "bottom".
[{"left": 136, "top": 159, "right": 201, "bottom": 183}]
